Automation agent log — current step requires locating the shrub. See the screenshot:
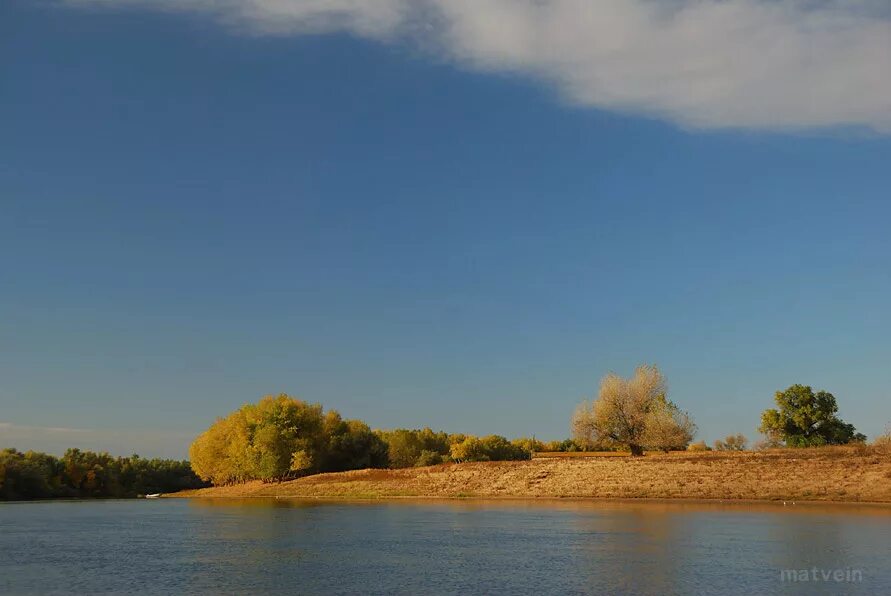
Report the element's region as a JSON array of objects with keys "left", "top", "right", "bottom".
[
  {"left": 874, "top": 426, "right": 891, "bottom": 456},
  {"left": 512, "top": 437, "right": 546, "bottom": 453},
  {"left": 687, "top": 441, "right": 711, "bottom": 452},
  {"left": 323, "top": 415, "right": 388, "bottom": 471},
  {"left": 376, "top": 429, "right": 424, "bottom": 469},
  {"left": 450, "top": 435, "right": 530, "bottom": 462},
  {"left": 450, "top": 437, "right": 488, "bottom": 462},
  {"left": 415, "top": 450, "right": 445, "bottom": 467},
  {"left": 375, "top": 428, "right": 451, "bottom": 468},
  {"left": 753, "top": 435, "right": 784, "bottom": 450},
  {"left": 479, "top": 435, "right": 530, "bottom": 461},
  {"left": 714, "top": 433, "right": 748, "bottom": 451},
  {"left": 558, "top": 439, "right": 582, "bottom": 452}
]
